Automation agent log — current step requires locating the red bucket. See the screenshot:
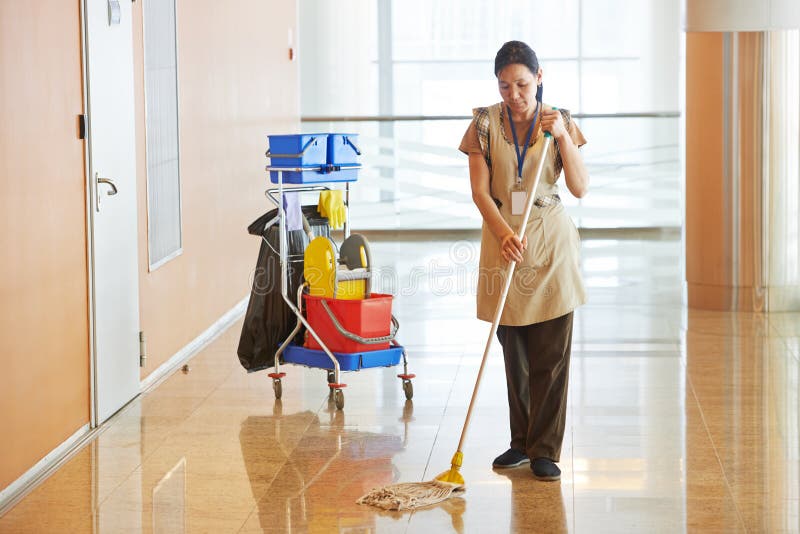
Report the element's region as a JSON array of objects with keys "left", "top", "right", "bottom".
[{"left": 304, "top": 293, "right": 393, "bottom": 353}]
